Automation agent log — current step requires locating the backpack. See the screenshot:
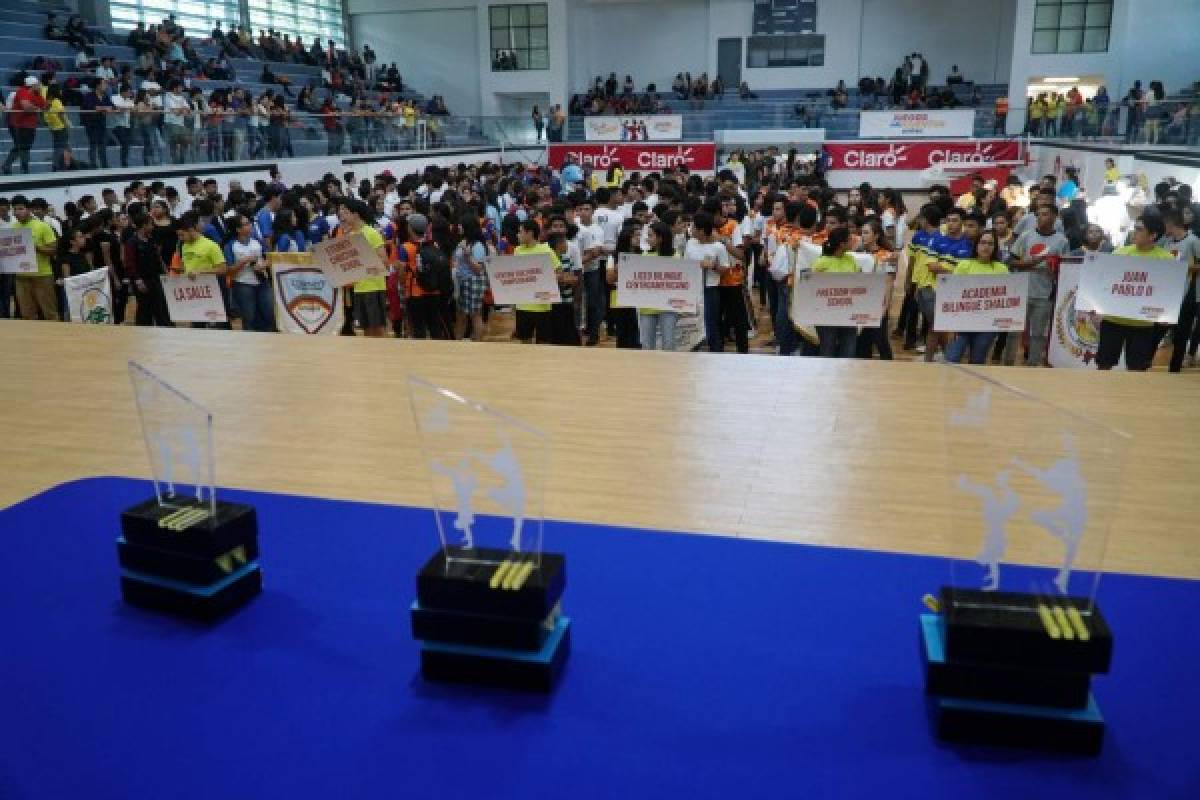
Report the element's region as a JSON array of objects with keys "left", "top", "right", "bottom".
[{"left": 415, "top": 242, "right": 452, "bottom": 294}]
